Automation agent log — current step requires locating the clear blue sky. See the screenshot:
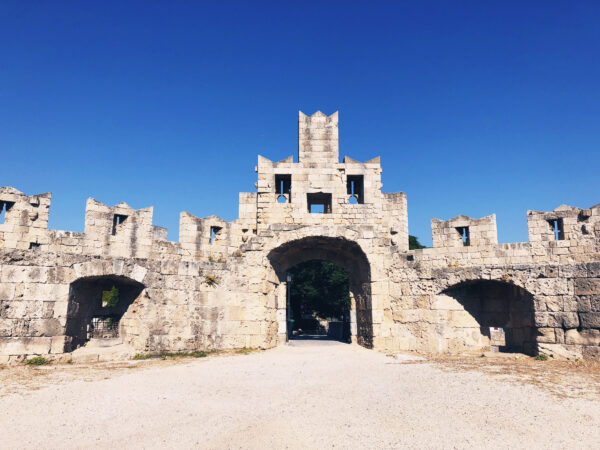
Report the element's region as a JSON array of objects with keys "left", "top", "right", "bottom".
[{"left": 1, "top": 1, "right": 599, "bottom": 245}]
